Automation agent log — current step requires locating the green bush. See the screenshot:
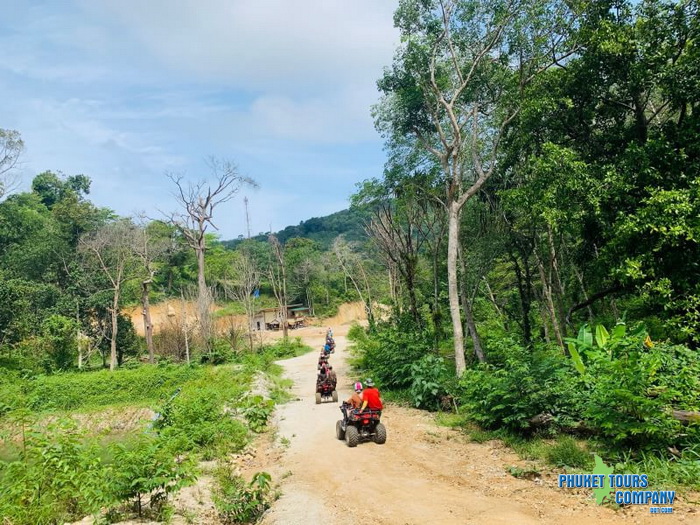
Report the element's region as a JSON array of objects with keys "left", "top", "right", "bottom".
[
  {"left": 23, "top": 364, "right": 202, "bottom": 412},
  {"left": 346, "top": 323, "right": 366, "bottom": 343},
  {"left": 0, "top": 421, "right": 111, "bottom": 525},
  {"left": 110, "top": 436, "right": 195, "bottom": 518},
  {"left": 351, "top": 321, "right": 433, "bottom": 389},
  {"left": 242, "top": 395, "right": 275, "bottom": 433},
  {"left": 214, "top": 468, "right": 273, "bottom": 525},
  {"left": 155, "top": 368, "right": 249, "bottom": 455},
  {"left": 568, "top": 323, "right": 700, "bottom": 451},
  {"left": 458, "top": 344, "right": 583, "bottom": 432},
  {"left": 409, "top": 354, "right": 449, "bottom": 410},
  {"left": 584, "top": 341, "right": 700, "bottom": 451}
]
